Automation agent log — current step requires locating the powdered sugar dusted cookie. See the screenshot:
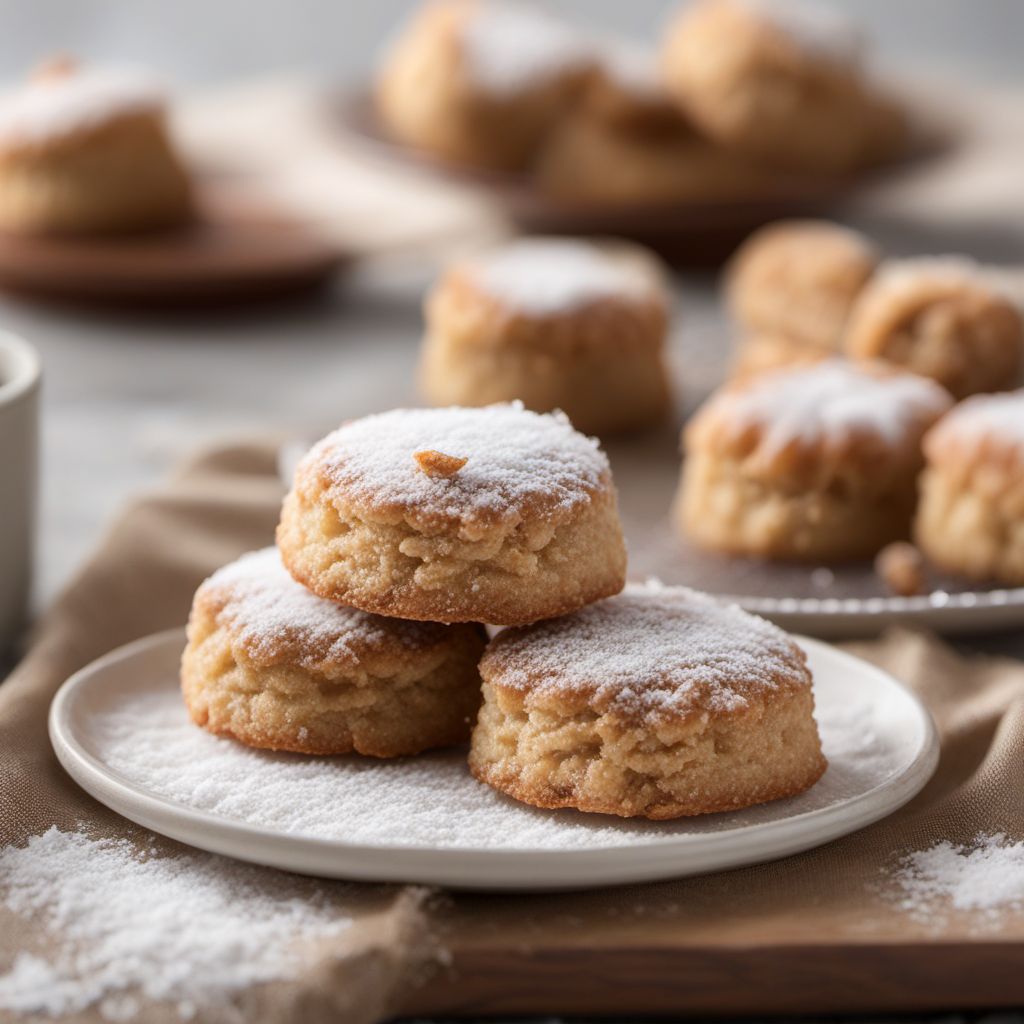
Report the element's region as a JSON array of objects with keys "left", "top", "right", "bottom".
[
  {"left": 470, "top": 581, "right": 826, "bottom": 818},
  {"left": 915, "top": 389, "right": 1024, "bottom": 585},
  {"left": 677, "top": 359, "right": 952, "bottom": 561},
  {"left": 375, "top": 0, "right": 593, "bottom": 170},
  {"left": 182, "top": 548, "right": 486, "bottom": 757},
  {"left": 844, "top": 257, "right": 1024, "bottom": 400},
  {"left": 419, "top": 238, "right": 671, "bottom": 434},
  {"left": 0, "top": 57, "right": 191, "bottom": 234},
  {"left": 277, "top": 403, "right": 627, "bottom": 625}
]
